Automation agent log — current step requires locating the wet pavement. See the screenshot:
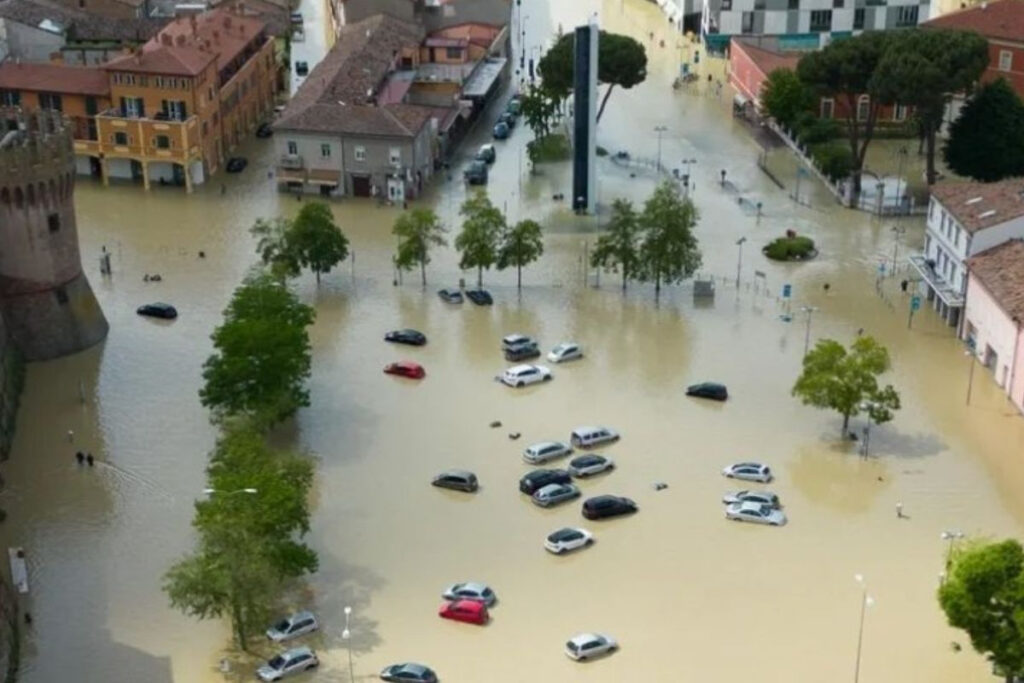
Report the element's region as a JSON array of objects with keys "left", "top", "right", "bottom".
[{"left": 2, "top": 0, "right": 1024, "bottom": 681}]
